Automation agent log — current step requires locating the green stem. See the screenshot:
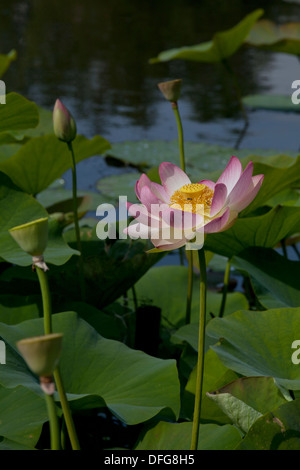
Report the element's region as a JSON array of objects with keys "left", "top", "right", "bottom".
[
  {"left": 172, "top": 101, "right": 195, "bottom": 323},
  {"left": 172, "top": 102, "right": 185, "bottom": 172},
  {"left": 185, "top": 250, "right": 194, "bottom": 324},
  {"left": 67, "top": 141, "right": 86, "bottom": 302},
  {"left": 281, "top": 239, "right": 288, "bottom": 259},
  {"left": 36, "top": 267, "right": 52, "bottom": 335},
  {"left": 190, "top": 248, "right": 207, "bottom": 451},
  {"left": 53, "top": 368, "right": 80, "bottom": 450},
  {"left": 219, "top": 259, "right": 231, "bottom": 318},
  {"left": 131, "top": 285, "right": 138, "bottom": 312},
  {"left": 44, "top": 393, "right": 61, "bottom": 450},
  {"left": 36, "top": 266, "right": 81, "bottom": 450}
]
